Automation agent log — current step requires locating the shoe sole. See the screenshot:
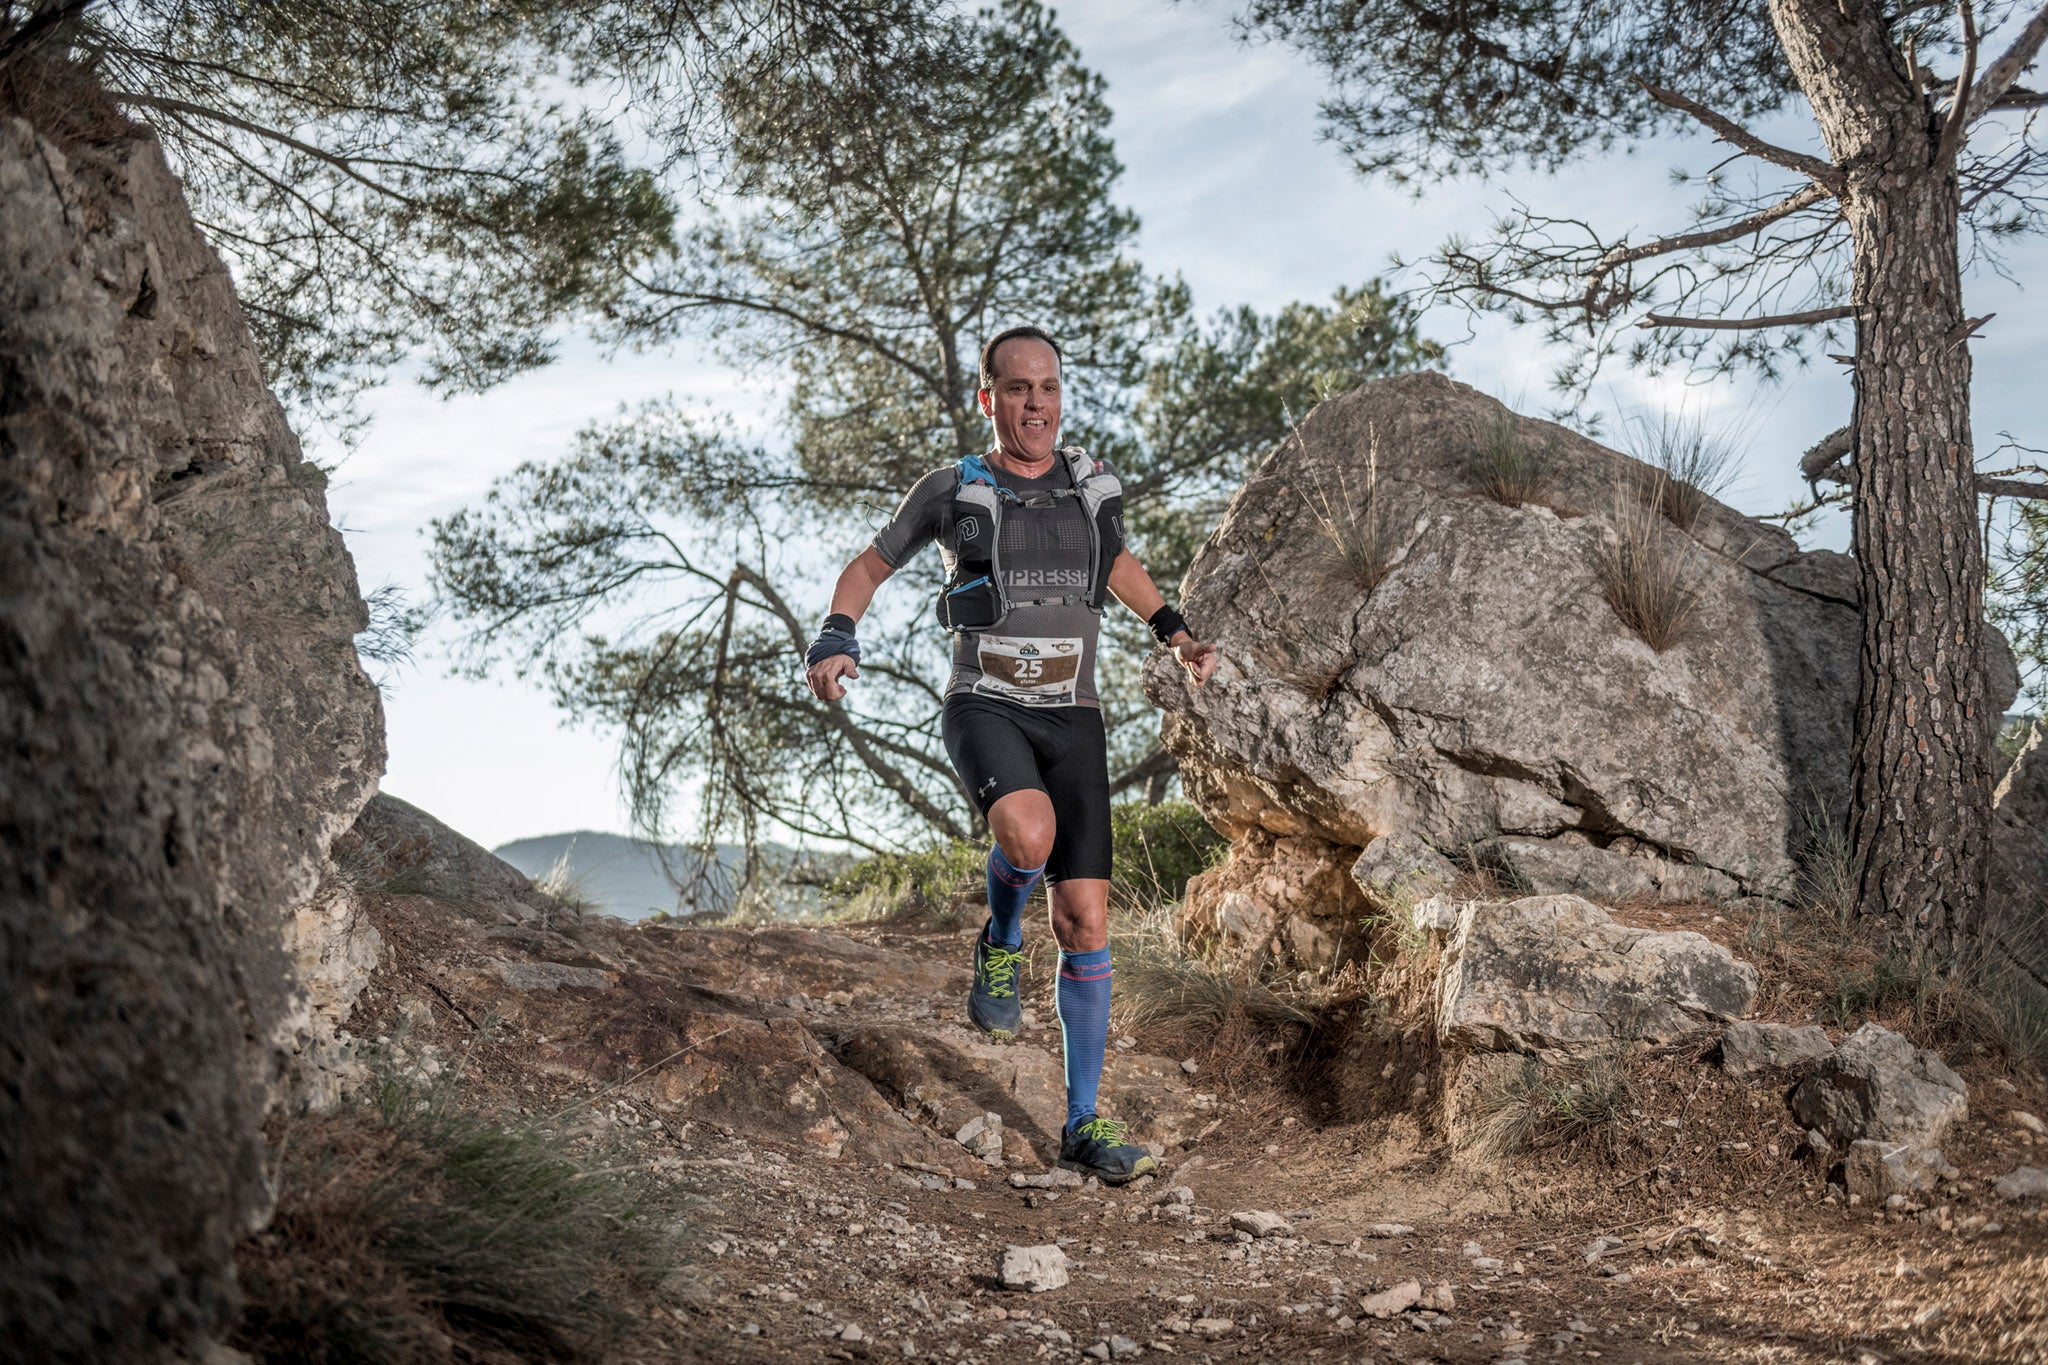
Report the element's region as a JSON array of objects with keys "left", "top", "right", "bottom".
[
  {"left": 1057, "top": 1153, "right": 1159, "bottom": 1186},
  {"left": 967, "top": 996, "right": 1021, "bottom": 1042}
]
